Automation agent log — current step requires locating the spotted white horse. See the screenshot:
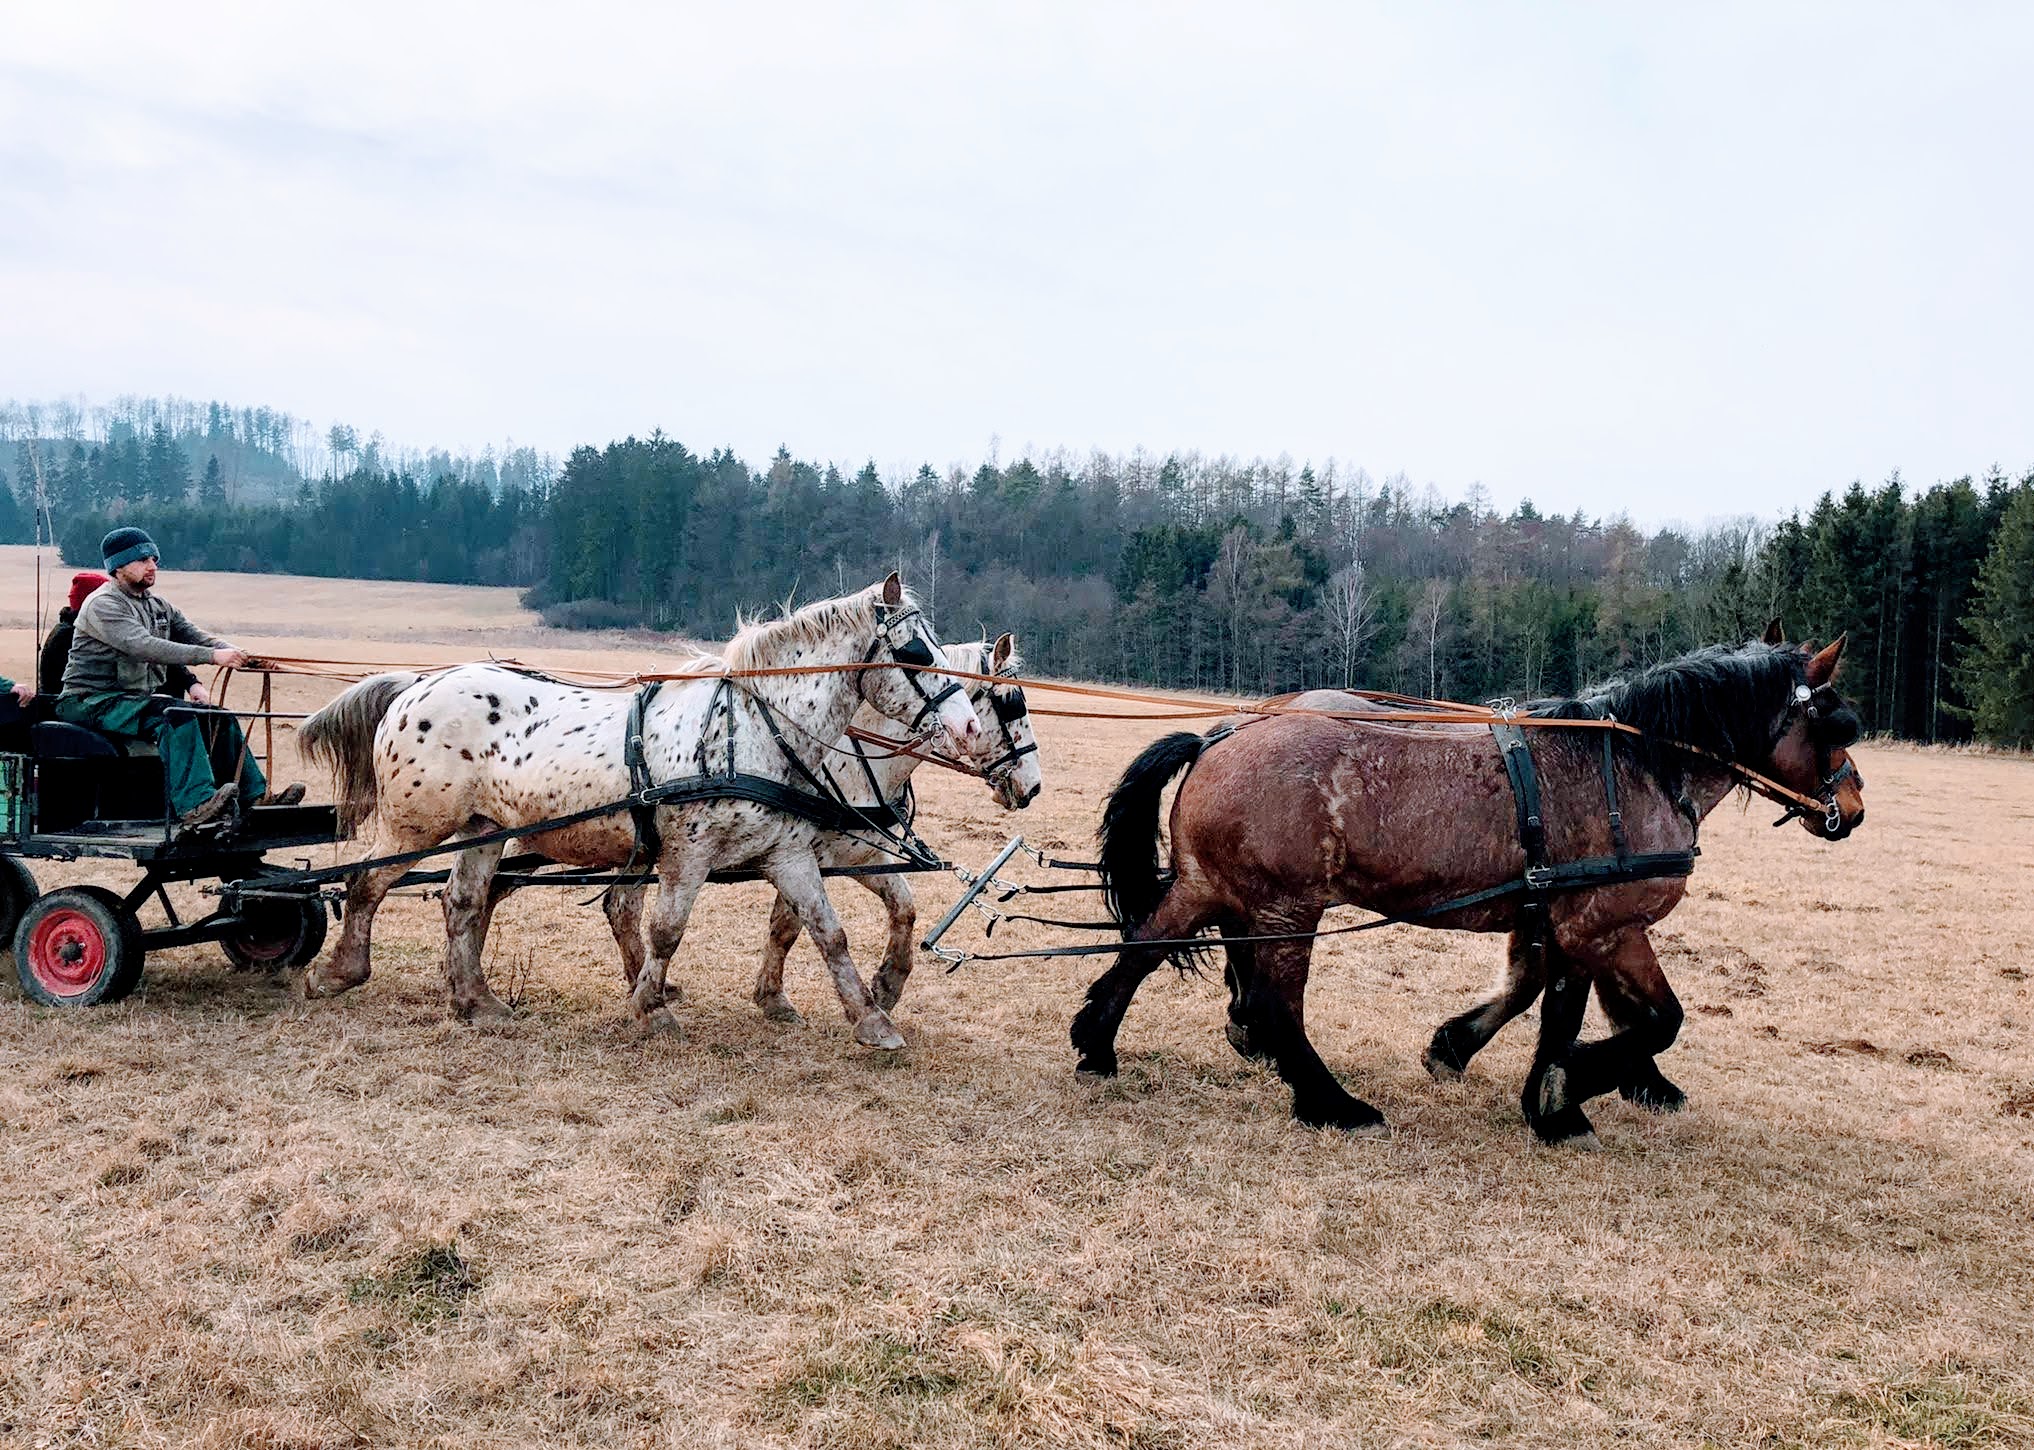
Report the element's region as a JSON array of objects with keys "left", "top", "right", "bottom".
[
  {"left": 297, "top": 576, "right": 980, "bottom": 1045},
  {"left": 597, "top": 633, "right": 1046, "bottom": 1023}
]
